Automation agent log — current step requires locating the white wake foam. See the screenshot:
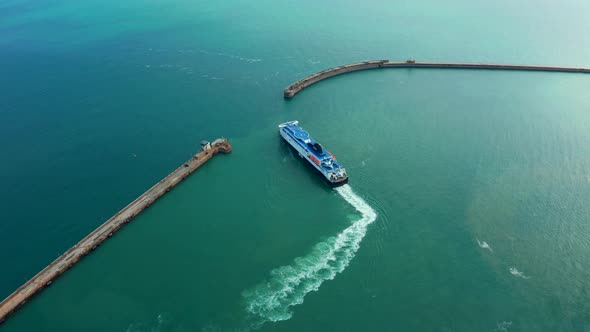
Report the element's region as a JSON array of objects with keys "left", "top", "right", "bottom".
[
  {"left": 126, "top": 313, "right": 170, "bottom": 332},
  {"left": 509, "top": 267, "right": 530, "bottom": 279},
  {"left": 242, "top": 185, "right": 377, "bottom": 328},
  {"left": 476, "top": 238, "right": 493, "bottom": 252},
  {"left": 494, "top": 321, "right": 513, "bottom": 332}
]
